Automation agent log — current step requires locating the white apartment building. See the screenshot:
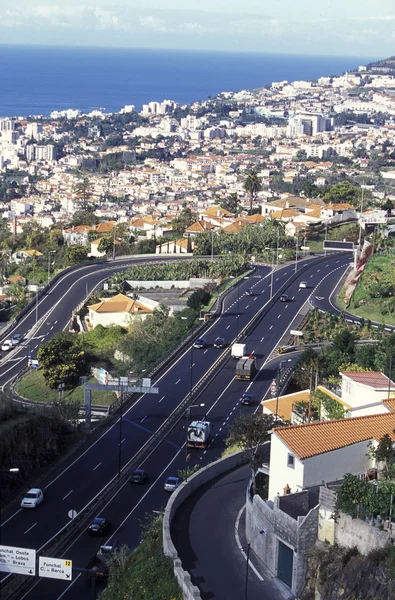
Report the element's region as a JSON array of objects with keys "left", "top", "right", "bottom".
[
  {"left": 25, "top": 123, "right": 43, "bottom": 139},
  {"left": 0, "top": 119, "right": 15, "bottom": 133},
  {"left": 287, "top": 113, "right": 332, "bottom": 137},
  {"left": 27, "top": 145, "right": 56, "bottom": 162}
]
